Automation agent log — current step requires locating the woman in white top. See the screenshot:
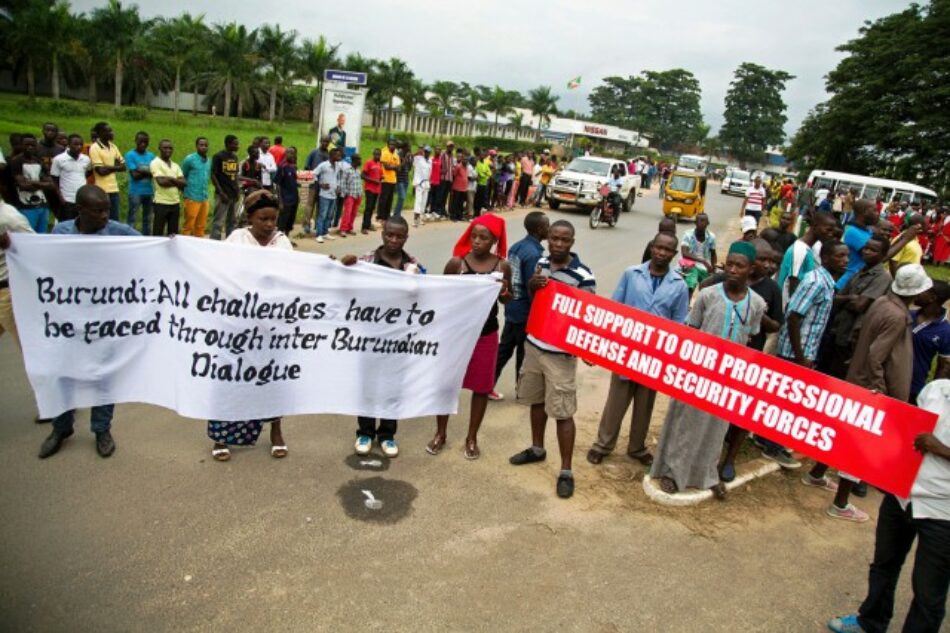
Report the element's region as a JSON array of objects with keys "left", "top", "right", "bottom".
[{"left": 208, "top": 190, "right": 292, "bottom": 461}]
